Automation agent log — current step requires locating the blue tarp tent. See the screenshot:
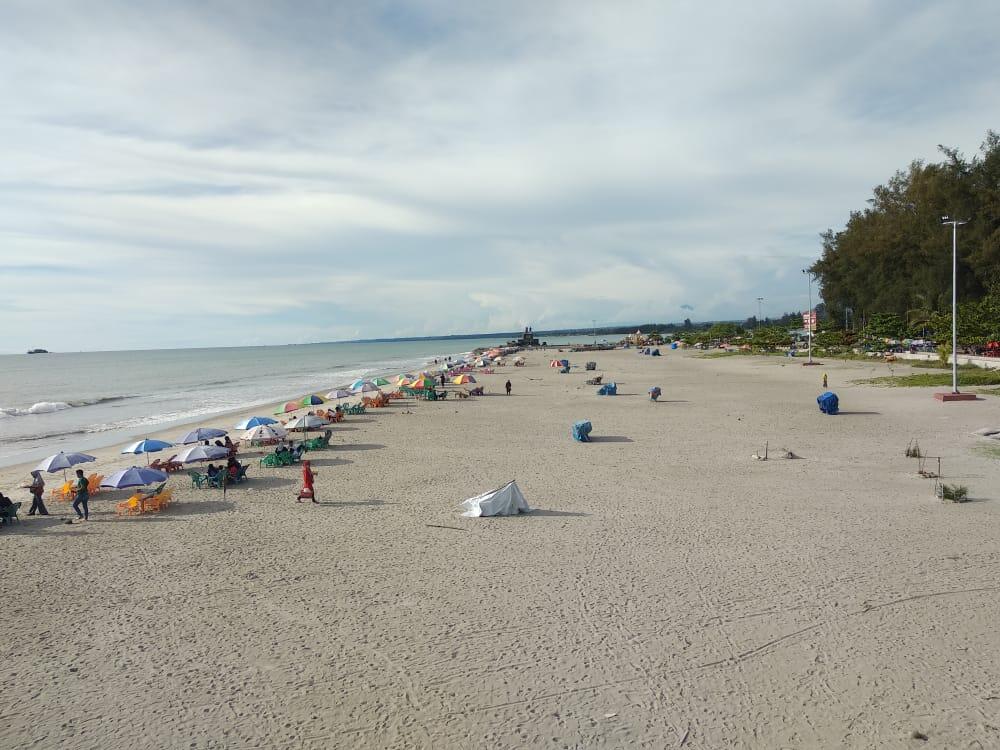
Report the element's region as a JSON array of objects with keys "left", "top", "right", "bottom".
[
  {"left": 572, "top": 420, "right": 593, "bottom": 442},
  {"left": 817, "top": 391, "right": 839, "bottom": 415},
  {"left": 597, "top": 382, "right": 617, "bottom": 396}
]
